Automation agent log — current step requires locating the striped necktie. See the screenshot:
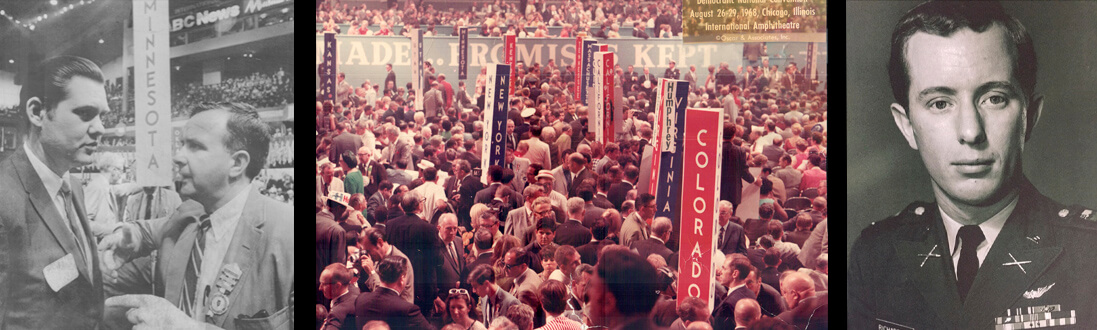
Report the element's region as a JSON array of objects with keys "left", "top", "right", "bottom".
[{"left": 181, "top": 214, "right": 212, "bottom": 317}]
